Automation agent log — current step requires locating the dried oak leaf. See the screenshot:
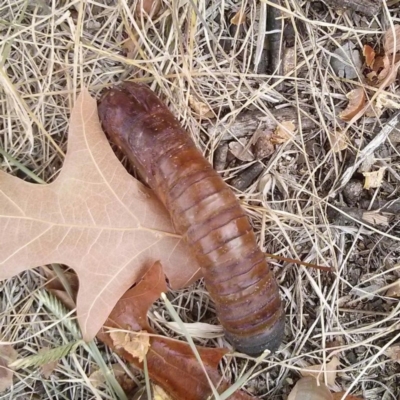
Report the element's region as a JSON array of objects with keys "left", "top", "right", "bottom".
[
  {"left": 328, "top": 130, "right": 348, "bottom": 152},
  {"left": 331, "top": 42, "right": 362, "bottom": 80},
  {"left": 230, "top": 9, "right": 247, "bottom": 25},
  {"left": 229, "top": 139, "right": 254, "bottom": 162},
  {"left": 97, "top": 261, "right": 256, "bottom": 400},
  {"left": 0, "top": 344, "right": 18, "bottom": 392},
  {"left": 364, "top": 55, "right": 386, "bottom": 86},
  {"left": 0, "top": 88, "right": 201, "bottom": 342},
  {"left": 188, "top": 95, "right": 214, "bottom": 119},
  {"left": 109, "top": 330, "right": 150, "bottom": 363},
  {"left": 339, "top": 88, "right": 366, "bottom": 122},
  {"left": 384, "top": 344, "right": 400, "bottom": 363},
  {"left": 134, "top": 0, "right": 161, "bottom": 18},
  {"left": 288, "top": 377, "right": 333, "bottom": 400},
  {"left": 384, "top": 25, "right": 400, "bottom": 56},
  {"left": 300, "top": 356, "right": 340, "bottom": 386},
  {"left": 362, "top": 167, "right": 386, "bottom": 189},
  {"left": 363, "top": 44, "right": 376, "bottom": 68},
  {"left": 271, "top": 121, "right": 296, "bottom": 144},
  {"left": 376, "top": 55, "right": 400, "bottom": 88},
  {"left": 367, "top": 26, "right": 400, "bottom": 88},
  {"left": 90, "top": 363, "right": 136, "bottom": 393}
]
